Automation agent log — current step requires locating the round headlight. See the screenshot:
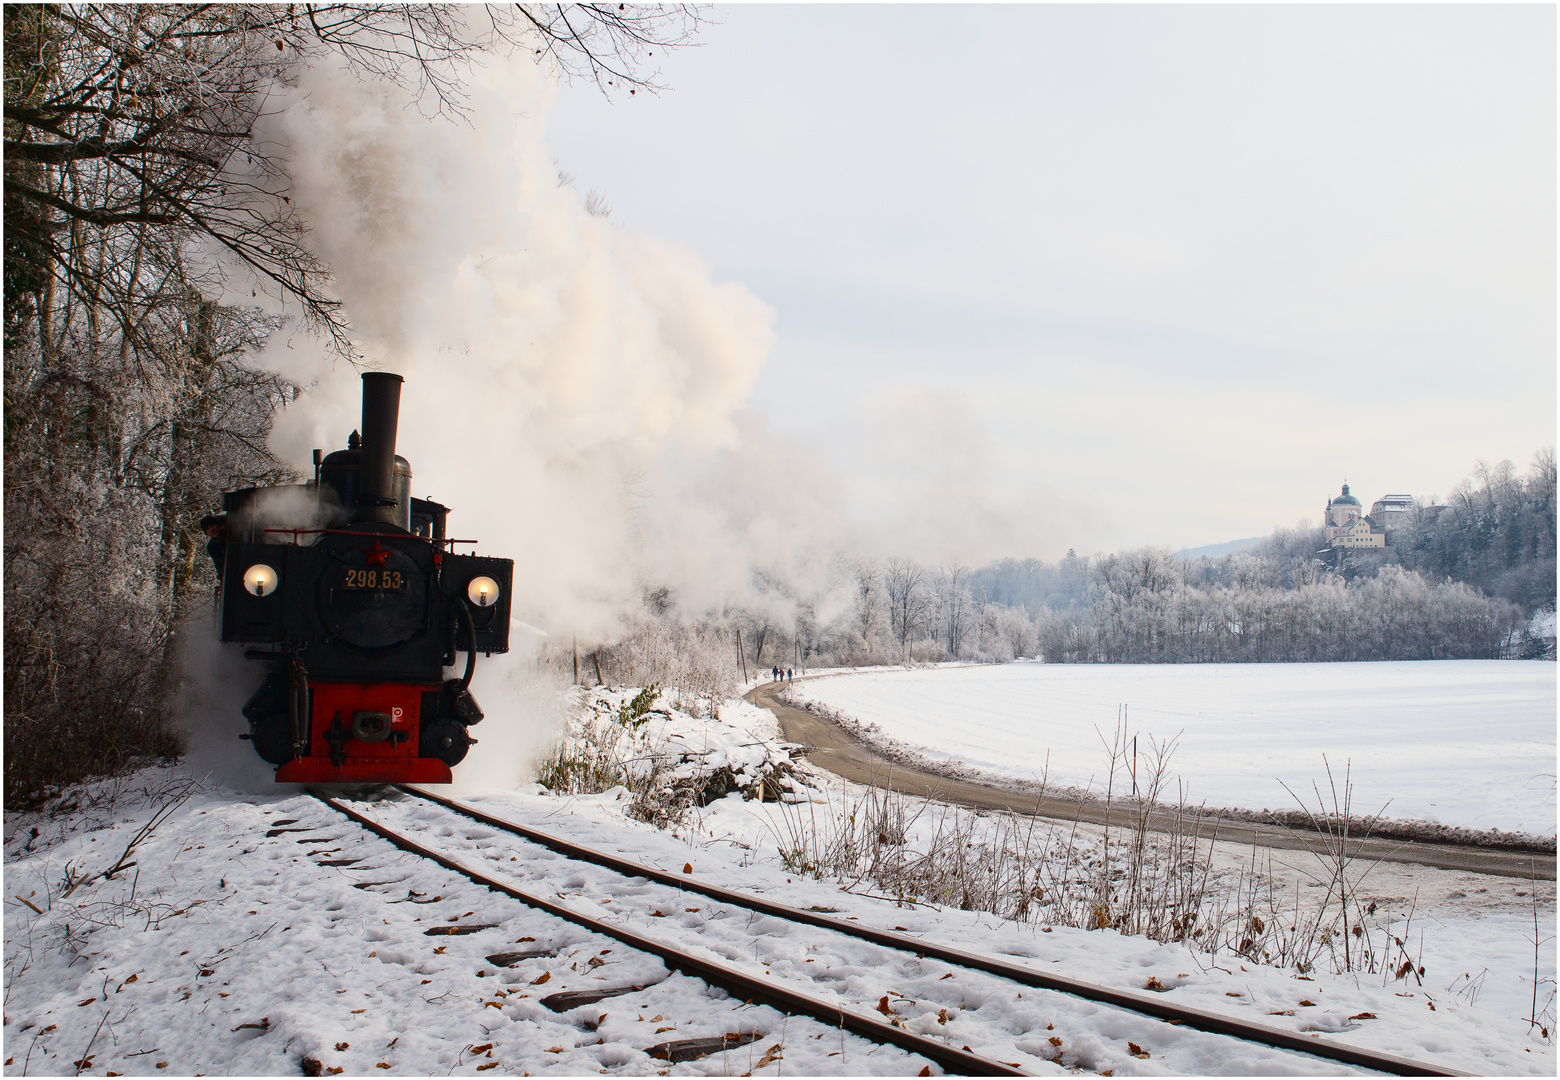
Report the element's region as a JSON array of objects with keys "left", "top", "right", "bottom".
[
  {"left": 467, "top": 576, "right": 500, "bottom": 608},
  {"left": 243, "top": 563, "right": 279, "bottom": 597}
]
